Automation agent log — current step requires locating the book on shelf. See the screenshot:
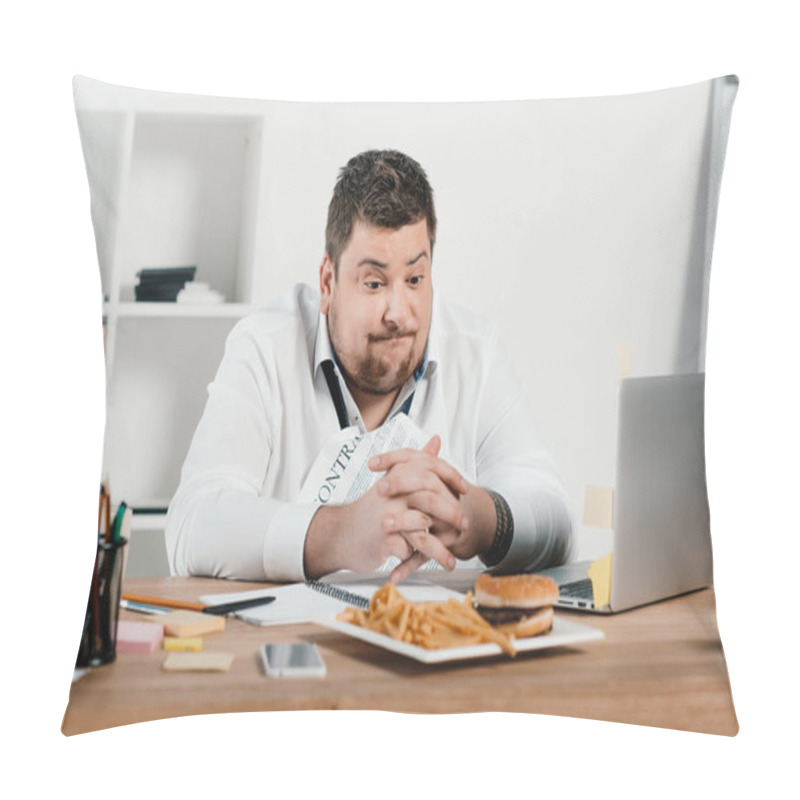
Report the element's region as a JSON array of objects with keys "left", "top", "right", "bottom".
[{"left": 135, "top": 266, "right": 197, "bottom": 302}]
